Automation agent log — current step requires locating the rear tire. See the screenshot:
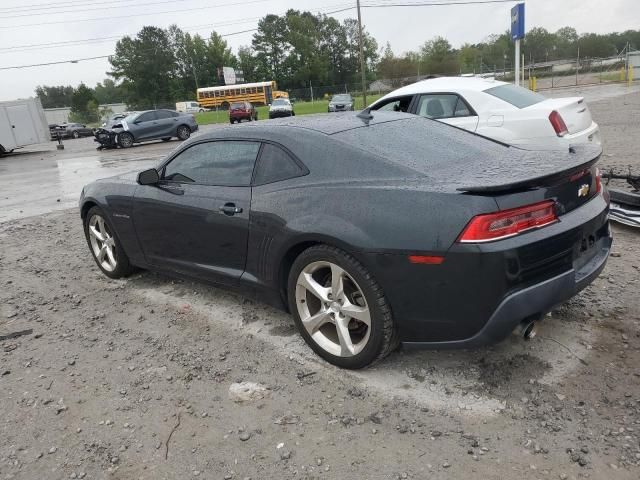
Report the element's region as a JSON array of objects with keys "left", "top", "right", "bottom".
[
  {"left": 177, "top": 125, "right": 191, "bottom": 140},
  {"left": 287, "top": 245, "right": 398, "bottom": 369},
  {"left": 72, "top": 131, "right": 80, "bottom": 139},
  {"left": 83, "top": 206, "right": 135, "bottom": 279},
  {"left": 118, "top": 132, "right": 134, "bottom": 148}
]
